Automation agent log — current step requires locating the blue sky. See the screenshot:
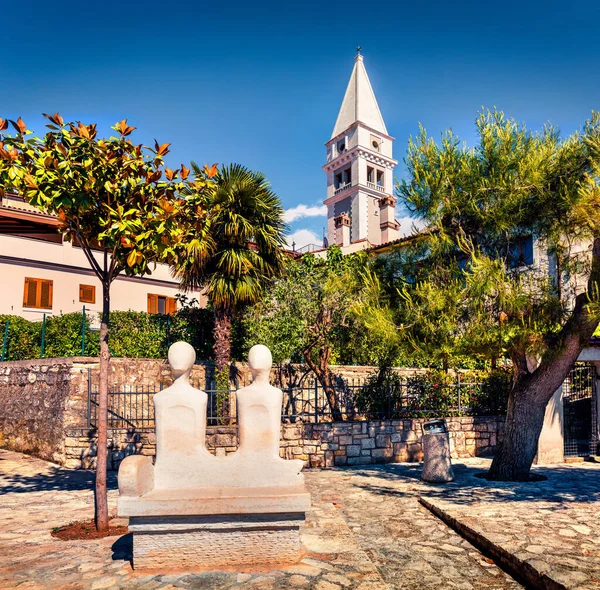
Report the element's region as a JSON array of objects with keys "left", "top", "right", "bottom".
[{"left": 3, "top": 0, "right": 600, "bottom": 248}]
